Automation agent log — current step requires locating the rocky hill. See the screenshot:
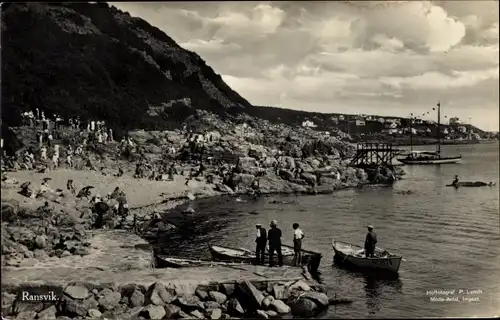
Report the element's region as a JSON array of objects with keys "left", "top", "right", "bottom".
[{"left": 1, "top": 2, "right": 252, "bottom": 132}]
